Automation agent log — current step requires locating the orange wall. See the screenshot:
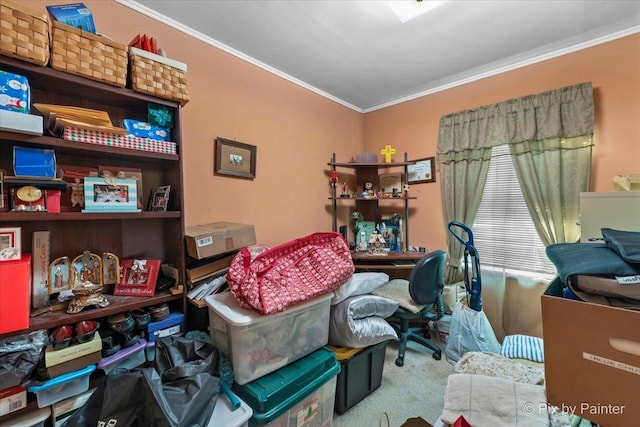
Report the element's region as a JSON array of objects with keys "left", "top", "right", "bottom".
[
  {"left": 24, "top": 0, "right": 363, "bottom": 246},
  {"left": 364, "top": 33, "right": 640, "bottom": 251},
  {"left": 21, "top": 2, "right": 640, "bottom": 249}
]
